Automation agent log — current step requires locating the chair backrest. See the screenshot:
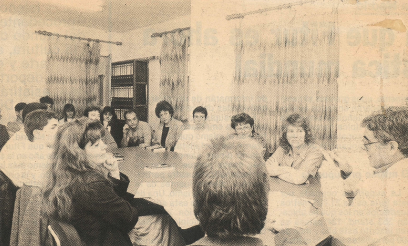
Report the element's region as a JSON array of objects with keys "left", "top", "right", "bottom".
[{"left": 47, "top": 219, "right": 84, "bottom": 246}]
